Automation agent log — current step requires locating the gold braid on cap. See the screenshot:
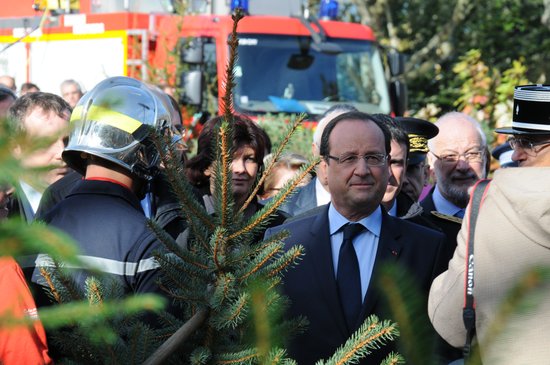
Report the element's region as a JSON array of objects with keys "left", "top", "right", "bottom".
[{"left": 409, "top": 134, "right": 429, "bottom": 153}]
